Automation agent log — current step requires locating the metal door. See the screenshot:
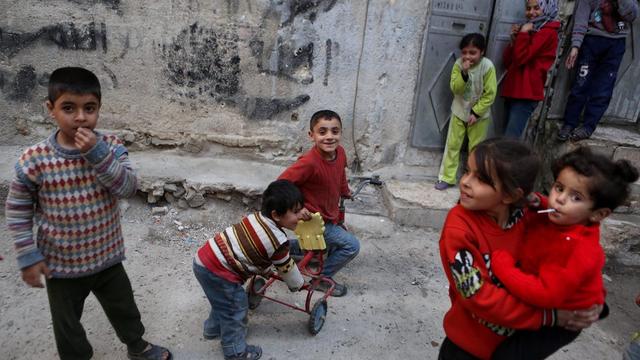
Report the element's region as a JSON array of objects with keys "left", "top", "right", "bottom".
[
  {"left": 410, "top": 0, "right": 495, "bottom": 148},
  {"left": 548, "top": 18, "right": 640, "bottom": 124}
]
